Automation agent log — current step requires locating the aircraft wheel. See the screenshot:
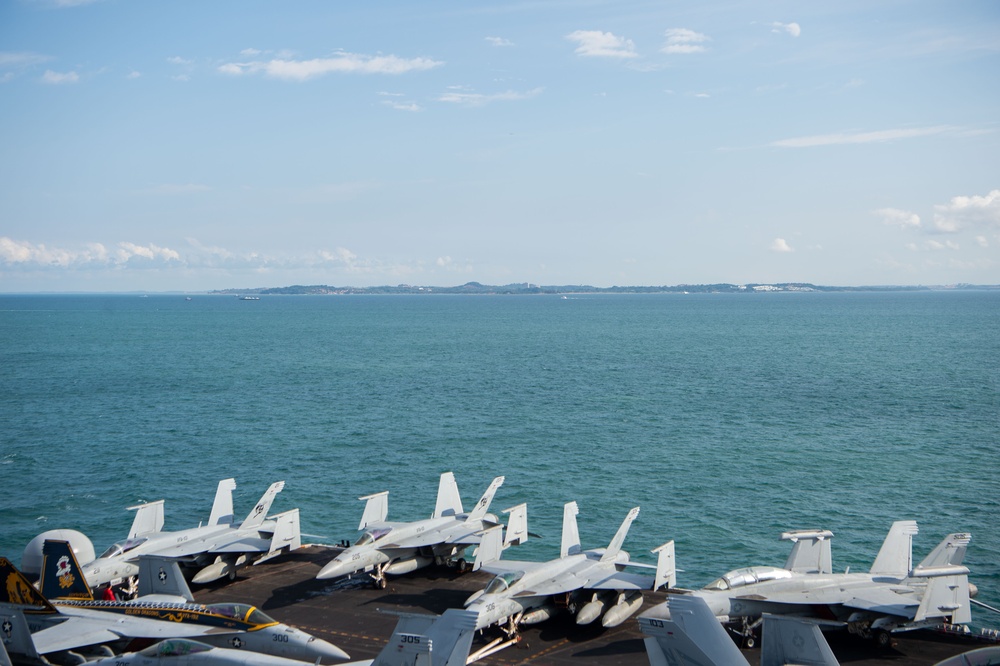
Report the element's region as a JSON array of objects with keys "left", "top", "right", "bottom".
[
  {"left": 873, "top": 629, "right": 891, "bottom": 648},
  {"left": 228, "top": 569, "right": 237, "bottom": 582},
  {"left": 457, "top": 558, "right": 468, "bottom": 573},
  {"left": 372, "top": 577, "right": 387, "bottom": 590},
  {"left": 743, "top": 635, "right": 756, "bottom": 649}
]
